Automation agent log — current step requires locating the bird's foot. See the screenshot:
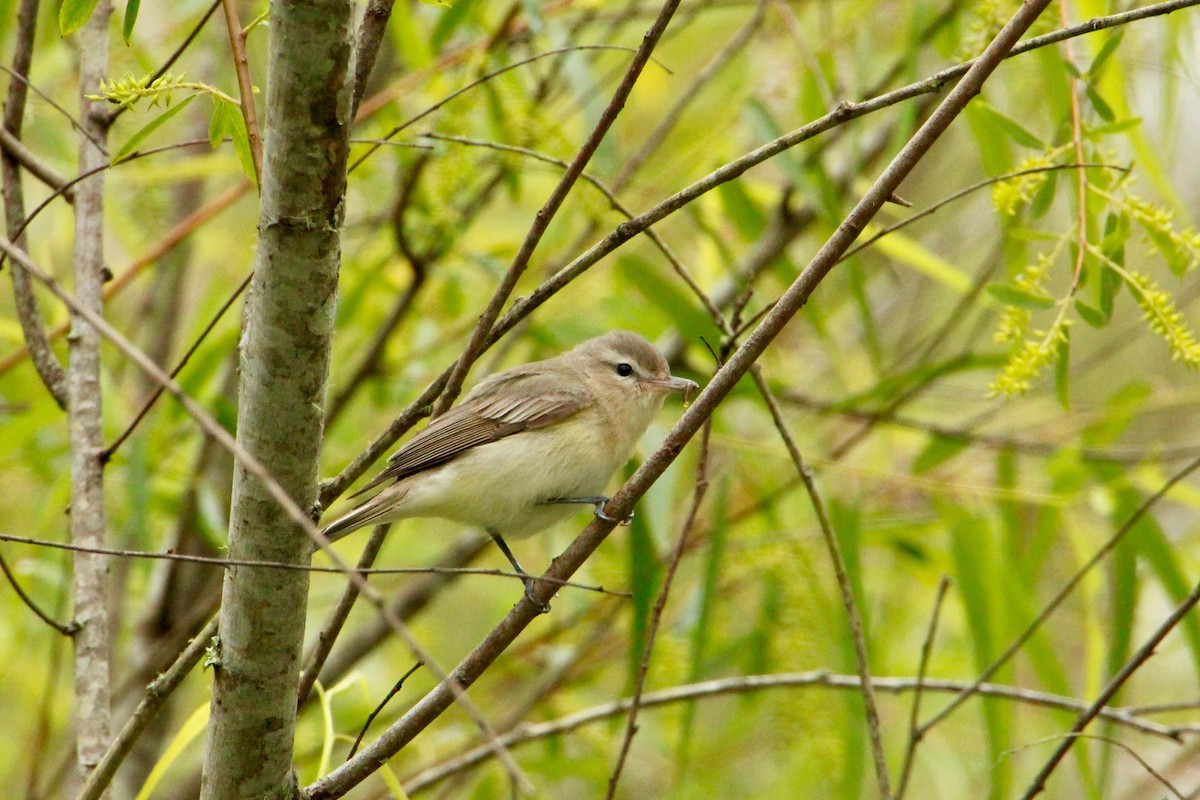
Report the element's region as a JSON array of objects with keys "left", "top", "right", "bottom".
[
  {"left": 522, "top": 576, "right": 551, "bottom": 615},
  {"left": 591, "top": 497, "right": 634, "bottom": 526},
  {"left": 541, "top": 496, "right": 634, "bottom": 526}
]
